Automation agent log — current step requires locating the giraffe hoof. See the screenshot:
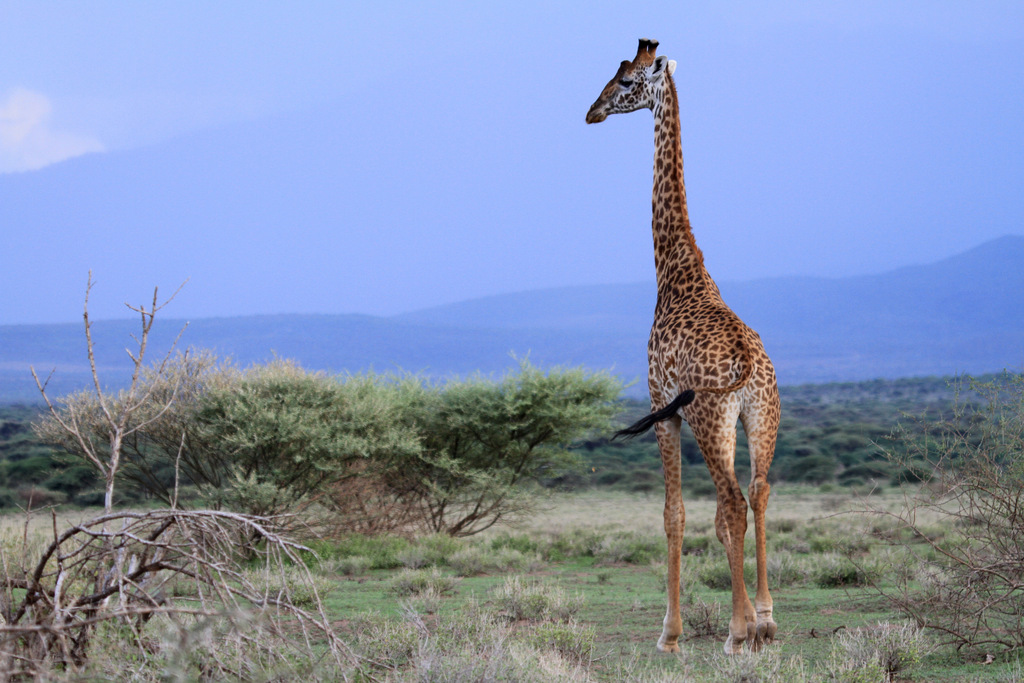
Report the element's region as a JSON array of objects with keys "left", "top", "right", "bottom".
[
  {"left": 754, "top": 619, "right": 777, "bottom": 649},
  {"left": 656, "top": 632, "right": 681, "bottom": 653},
  {"left": 724, "top": 634, "right": 744, "bottom": 655}
]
